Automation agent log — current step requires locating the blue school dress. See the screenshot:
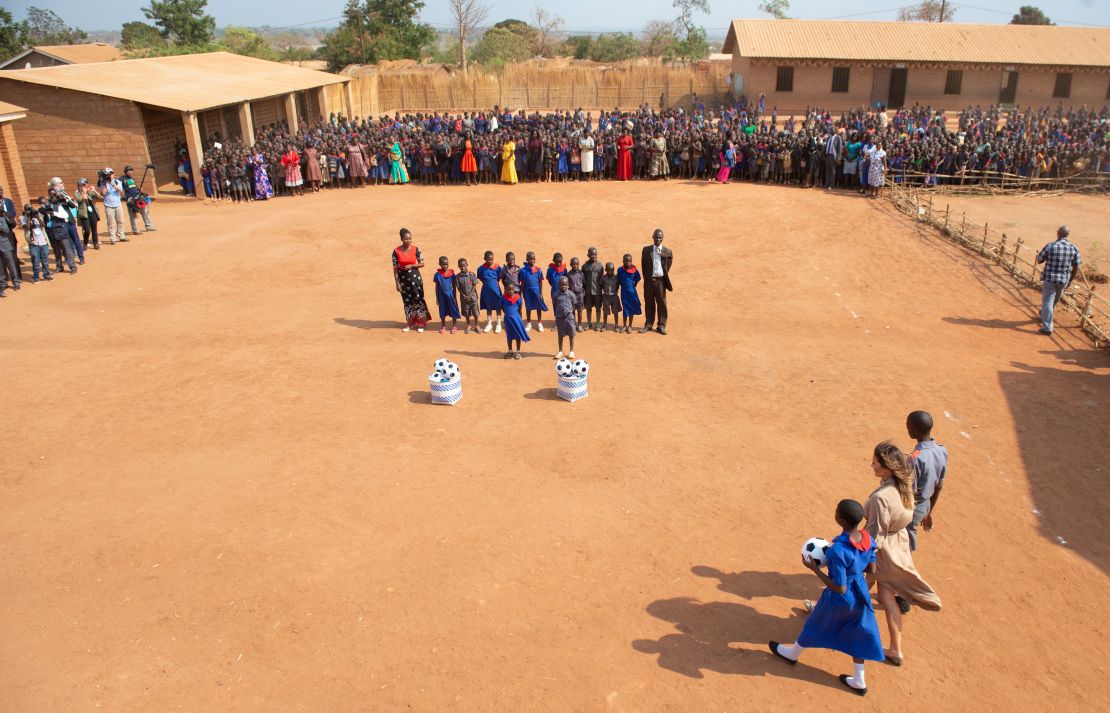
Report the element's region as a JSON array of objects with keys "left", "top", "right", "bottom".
[
  {"left": 796, "top": 531, "right": 884, "bottom": 661},
  {"left": 476, "top": 263, "right": 503, "bottom": 311},
  {"left": 433, "top": 269, "right": 461, "bottom": 319},
  {"left": 546, "top": 264, "right": 568, "bottom": 305},
  {"left": 500, "top": 293, "right": 530, "bottom": 347},
  {"left": 519, "top": 265, "right": 548, "bottom": 312},
  {"left": 617, "top": 265, "right": 642, "bottom": 317},
  {"left": 557, "top": 146, "right": 569, "bottom": 174}
]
